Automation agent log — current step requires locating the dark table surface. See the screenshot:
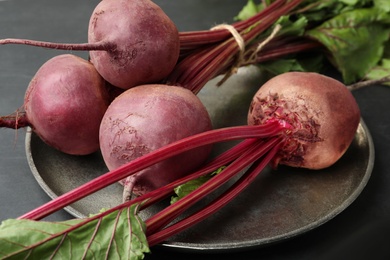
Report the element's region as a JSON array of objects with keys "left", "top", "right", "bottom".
[{"left": 1, "top": 1, "right": 390, "bottom": 259}]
